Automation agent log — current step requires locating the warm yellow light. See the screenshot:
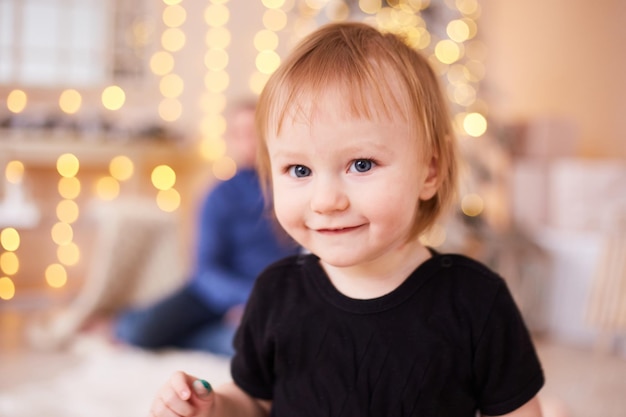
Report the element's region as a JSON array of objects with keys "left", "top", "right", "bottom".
[
  {"left": 447, "top": 19, "right": 470, "bottom": 43},
  {"left": 156, "top": 188, "right": 181, "bottom": 212},
  {"left": 158, "top": 98, "right": 183, "bottom": 122},
  {"left": 109, "top": 155, "right": 134, "bottom": 181},
  {"left": 58, "top": 177, "right": 81, "bottom": 199},
  {"left": 409, "top": 0, "right": 431, "bottom": 10},
  {"left": 0, "top": 252, "right": 19, "bottom": 275},
  {"left": 263, "top": 9, "right": 287, "bottom": 31},
  {"left": 51, "top": 222, "right": 73, "bottom": 246},
  {"left": 204, "top": 4, "right": 230, "bottom": 27},
  {"left": 58, "top": 89, "right": 82, "bottom": 114},
  {"left": 5, "top": 160, "right": 24, "bottom": 184},
  {"left": 161, "top": 28, "right": 186, "bottom": 52},
  {"left": 163, "top": 0, "right": 182, "bottom": 5},
  {"left": 57, "top": 242, "right": 80, "bottom": 266},
  {"left": 435, "top": 40, "right": 461, "bottom": 64},
  {"left": 205, "top": 27, "right": 231, "bottom": 49},
  {"left": 304, "top": 0, "right": 326, "bottom": 10},
  {"left": 359, "top": 0, "right": 382, "bottom": 14},
  {"left": 151, "top": 165, "right": 176, "bottom": 190},
  {"left": 212, "top": 157, "right": 237, "bottom": 181},
  {"left": 200, "top": 138, "right": 227, "bottom": 161},
  {"left": 325, "top": 1, "right": 350, "bottom": 21},
  {"left": 56, "top": 153, "right": 80, "bottom": 178},
  {"left": 463, "top": 112, "right": 487, "bottom": 137},
  {"left": 461, "top": 193, "right": 484, "bottom": 216},
  {"left": 453, "top": 84, "right": 476, "bottom": 107},
  {"left": 163, "top": 4, "right": 186, "bottom": 27},
  {"left": 150, "top": 51, "right": 175, "bottom": 76},
  {"left": 0, "top": 277, "right": 15, "bottom": 300},
  {"left": 199, "top": 114, "right": 227, "bottom": 138},
  {"left": 204, "top": 49, "right": 229, "bottom": 71},
  {"left": 203, "top": 71, "right": 230, "bottom": 93},
  {"left": 262, "top": 0, "right": 286, "bottom": 9},
  {"left": 95, "top": 176, "right": 120, "bottom": 201},
  {"left": 256, "top": 50, "right": 281, "bottom": 74},
  {"left": 254, "top": 30, "right": 279, "bottom": 51},
  {"left": 56, "top": 200, "right": 80, "bottom": 224},
  {"left": 45, "top": 264, "right": 67, "bottom": 288},
  {"left": 456, "top": 0, "right": 479, "bottom": 16},
  {"left": 1, "top": 228, "right": 20, "bottom": 251},
  {"left": 461, "top": 18, "right": 478, "bottom": 40},
  {"left": 101, "top": 86, "right": 126, "bottom": 111},
  {"left": 160, "top": 73, "right": 185, "bottom": 98},
  {"left": 249, "top": 72, "right": 270, "bottom": 95},
  {"left": 204, "top": 26, "right": 231, "bottom": 50},
  {"left": 7, "top": 90, "right": 27, "bottom": 113}
]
